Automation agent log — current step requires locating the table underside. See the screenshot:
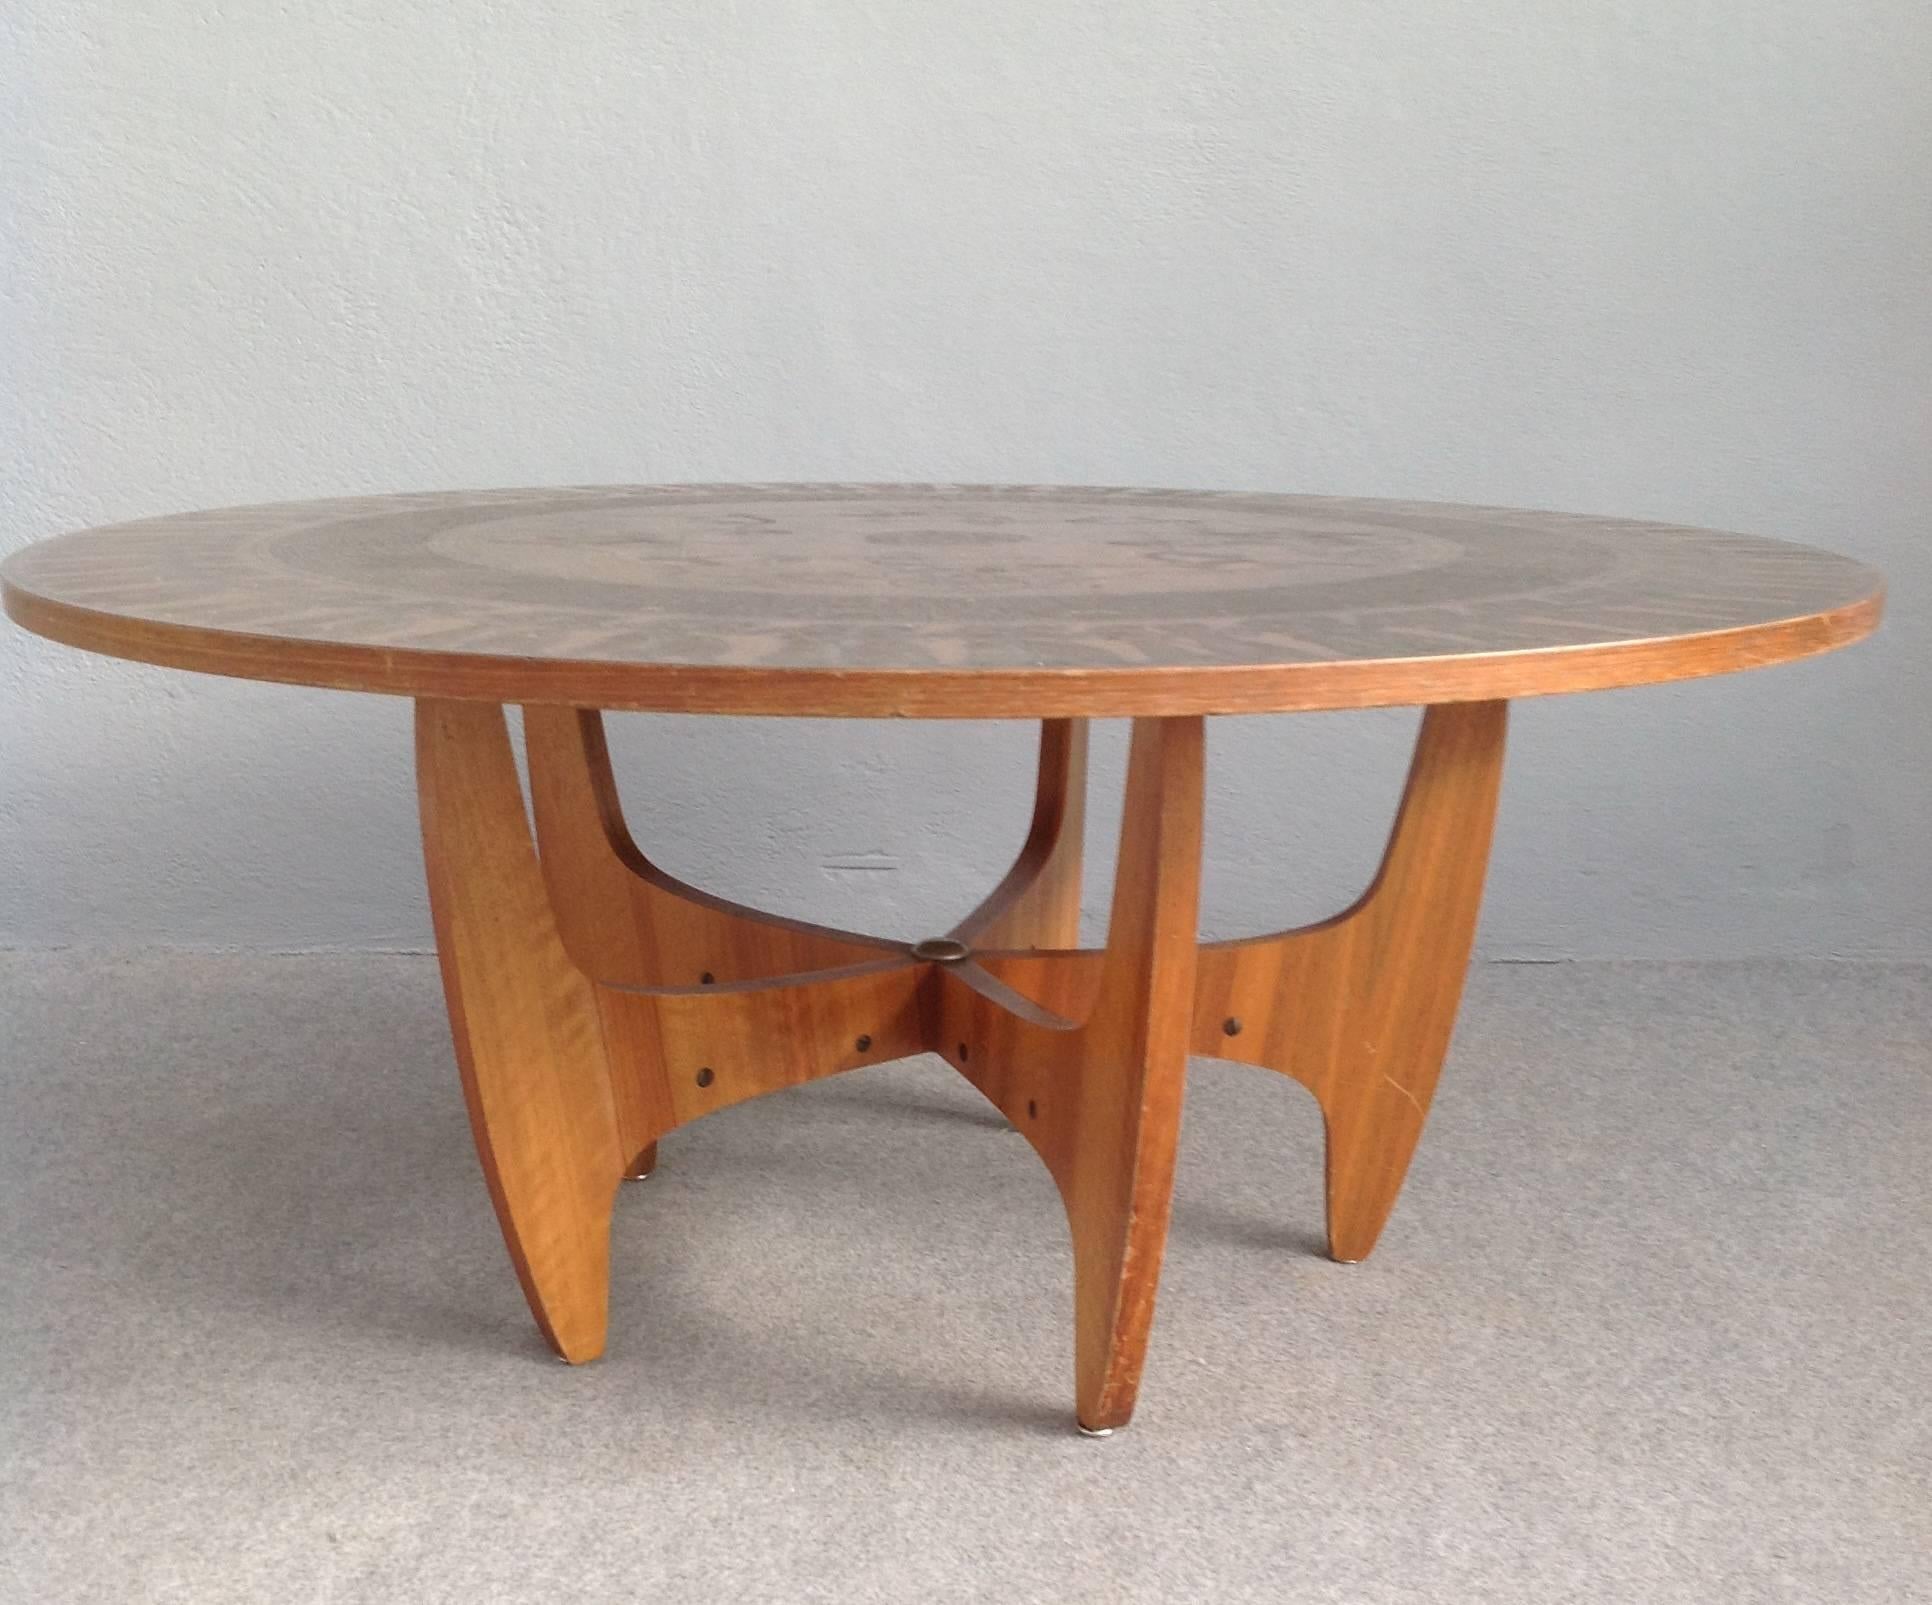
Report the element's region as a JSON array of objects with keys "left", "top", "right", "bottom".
[{"left": 417, "top": 699, "right": 1507, "bottom": 1433}]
